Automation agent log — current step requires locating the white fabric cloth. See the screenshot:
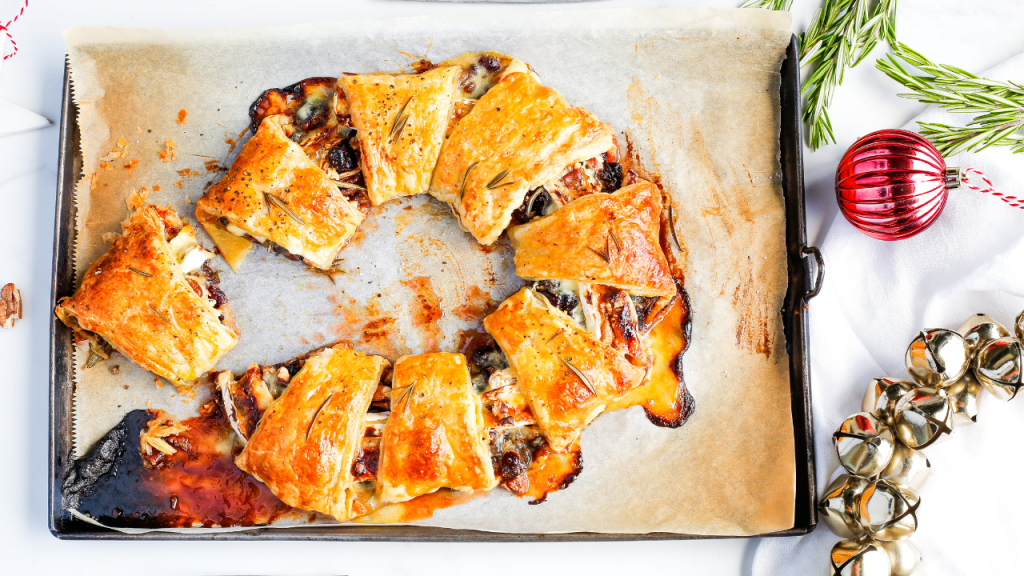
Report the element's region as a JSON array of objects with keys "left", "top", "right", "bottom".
[
  {"left": 752, "top": 53, "right": 1024, "bottom": 575},
  {"left": 0, "top": 59, "right": 50, "bottom": 137}
]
